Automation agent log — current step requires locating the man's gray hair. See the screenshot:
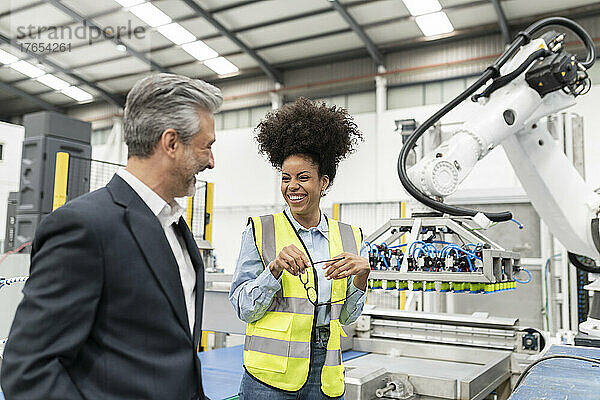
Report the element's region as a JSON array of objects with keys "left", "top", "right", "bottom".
[{"left": 123, "top": 73, "right": 223, "bottom": 158}]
